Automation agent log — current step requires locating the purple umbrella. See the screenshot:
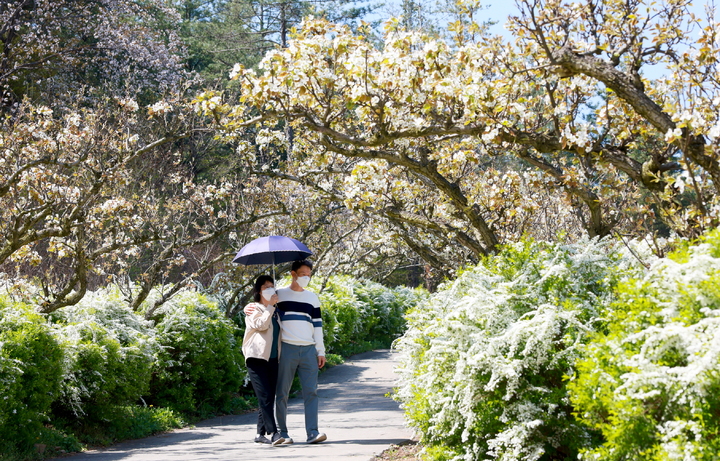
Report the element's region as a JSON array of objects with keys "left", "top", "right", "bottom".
[{"left": 232, "top": 236, "right": 312, "bottom": 272}]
